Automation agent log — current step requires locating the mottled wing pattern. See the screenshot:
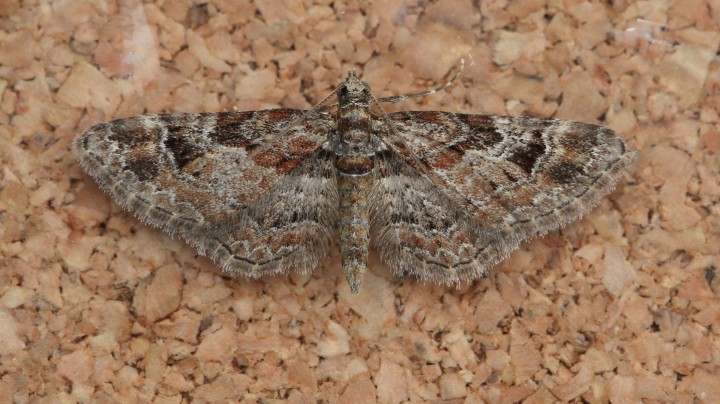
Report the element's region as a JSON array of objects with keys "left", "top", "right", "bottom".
[
  {"left": 371, "top": 111, "right": 637, "bottom": 283},
  {"left": 370, "top": 144, "right": 488, "bottom": 284},
  {"left": 74, "top": 110, "right": 338, "bottom": 276},
  {"left": 210, "top": 144, "right": 338, "bottom": 276}
]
